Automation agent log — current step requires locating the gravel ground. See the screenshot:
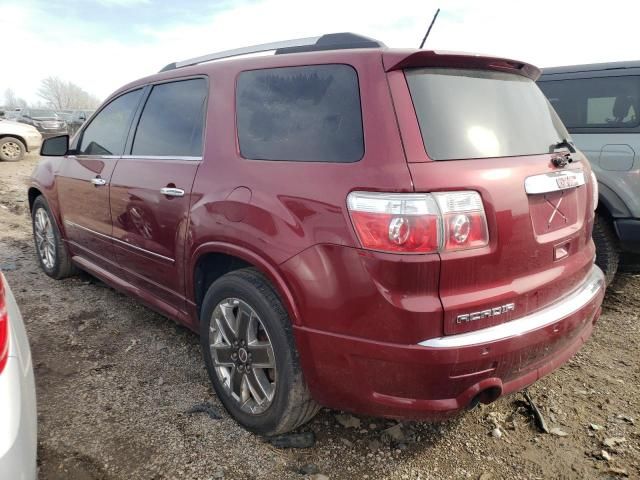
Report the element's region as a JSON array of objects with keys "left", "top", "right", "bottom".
[{"left": 1, "top": 154, "right": 639, "bottom": 480}]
